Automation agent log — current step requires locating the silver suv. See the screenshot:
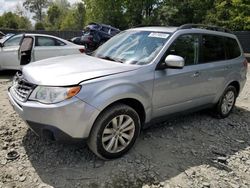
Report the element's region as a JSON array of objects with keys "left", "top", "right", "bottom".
[{"left": 8, "top": 24, "right": 248, "bottom": 159}]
